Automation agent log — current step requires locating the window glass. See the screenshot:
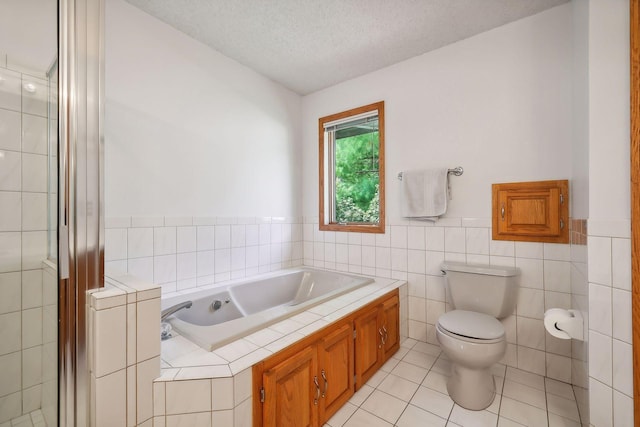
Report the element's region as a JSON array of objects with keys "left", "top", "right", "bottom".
[{"left": 319, "top": 101, "right": 385, "bottom": 233}]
